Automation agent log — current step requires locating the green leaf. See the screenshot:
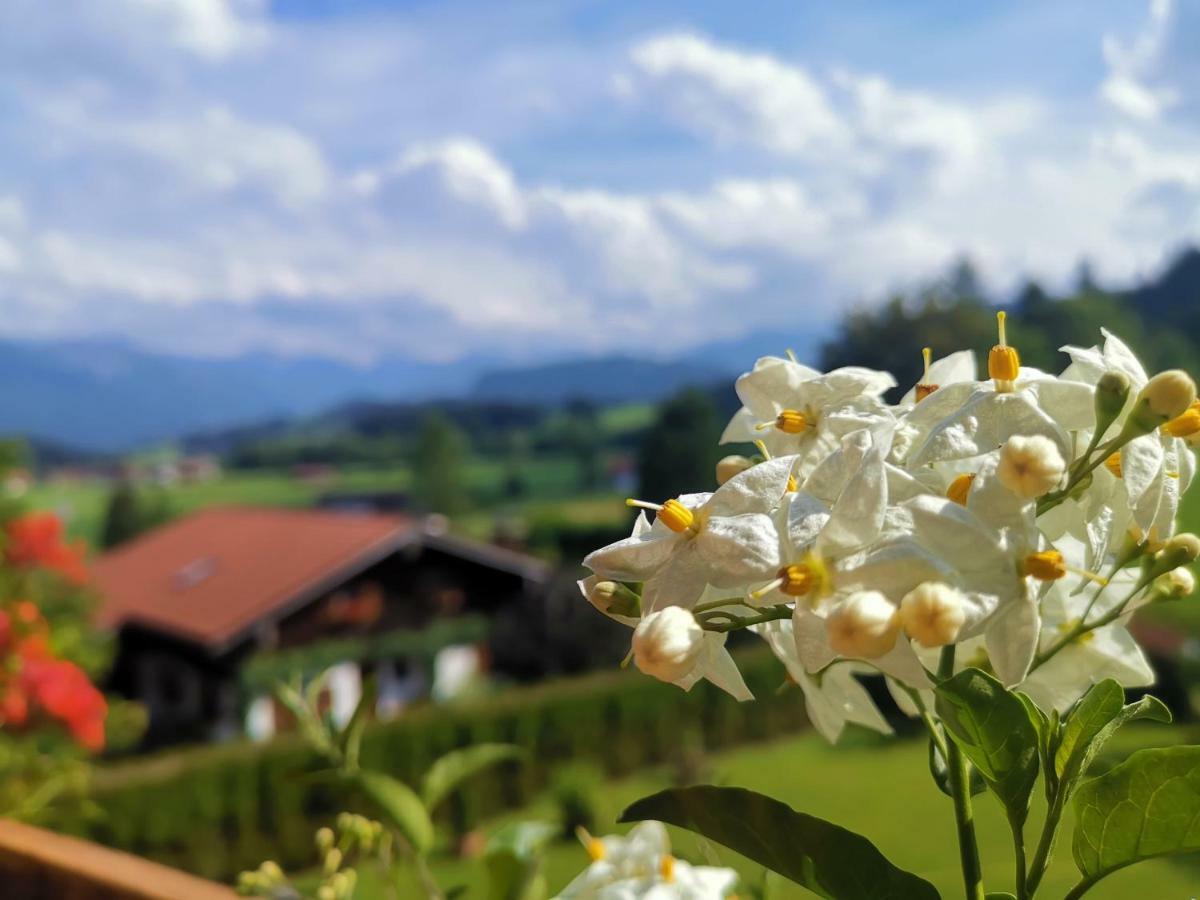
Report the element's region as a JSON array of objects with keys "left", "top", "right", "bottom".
[
  {"left": 340, "top": 677, "right": 376, "bottom": 771},
  {"left": 620, "top": 786, "right": 939, "bottom": 900},
  {"left": 935, "top": 668, "right": 1039, "bottom": 825},
  {"left": 348, "top": 770, "right": 434, "bottom": 855},
  {"left": 422, "top": 743, "right": 526, "bottom": 812},
  {"left": 1072, "top": 745, "right": 1200, "bottom": 886},
  {"left": 484, "top": 822, "right": 557, "bottom": 900},
  {"left": 1054, "top": 681, "right": 1170, "bottom": 791}
]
